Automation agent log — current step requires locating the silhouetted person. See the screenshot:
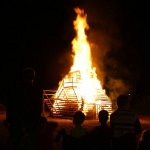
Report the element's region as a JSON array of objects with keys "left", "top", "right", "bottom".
[
  {"left": 55, "top": 111, "right": 87, "bottom": 150},
  {"left": 110, "top": 94, "right": 141, "bottom": 150},
  {"left": 6, "top": 68, "right": 42, "bottom": 150},
  {"left": 90, "top": 110, "right": 112, "bottom": 150},
  {"left": 138, "top": 129, "right": 150, "bottom": 150},
  {"left": 70, "top": 111, "right": 87, "bottom": 138},
  {"left": 36, "top": 116, "right": 58, "bottom": 150}
]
